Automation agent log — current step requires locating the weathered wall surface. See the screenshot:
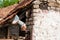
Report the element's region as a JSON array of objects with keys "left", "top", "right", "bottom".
[{"left": 32, "top": 0, "right": 60, "bottom": 40}]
